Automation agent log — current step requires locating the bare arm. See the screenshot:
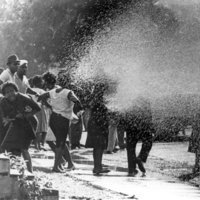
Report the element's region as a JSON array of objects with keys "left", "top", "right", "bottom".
[
  {"left": 37, "top": 92, "right": 52, "bottom": 108},
  {"left": 26, "top": 87, "right": 39, "bottom": 96},
  {"left": 68, "top": 91, "right": 83, "bottom": 113}
]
